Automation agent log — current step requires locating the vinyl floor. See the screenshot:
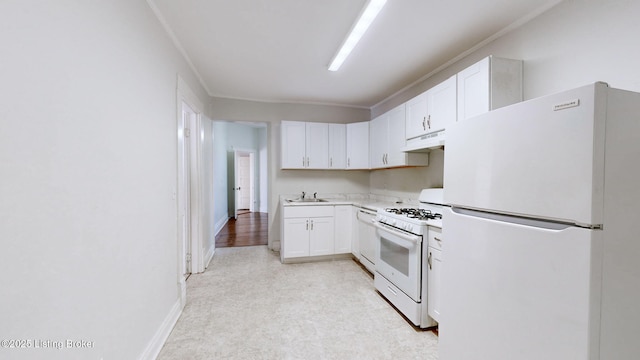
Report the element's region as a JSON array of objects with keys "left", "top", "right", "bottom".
[{"left": 157, "top": 246, "right": 439, "bottom": 359}]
